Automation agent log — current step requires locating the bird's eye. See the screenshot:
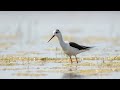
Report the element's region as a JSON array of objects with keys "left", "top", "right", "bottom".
[{"left": 56, "top": 32, "right": 58, "bottom": 34}]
